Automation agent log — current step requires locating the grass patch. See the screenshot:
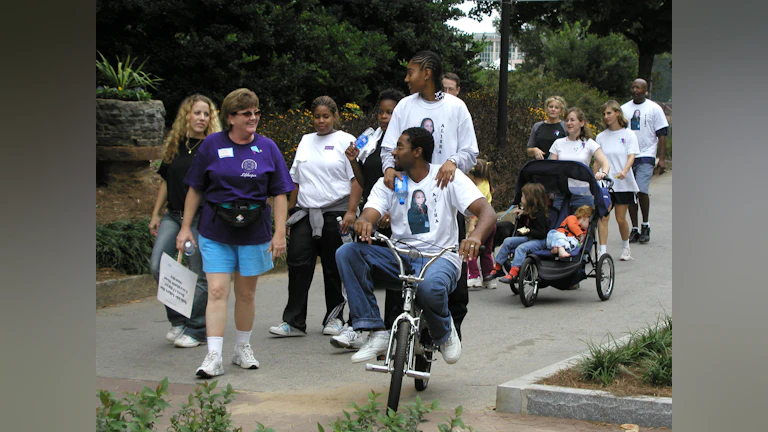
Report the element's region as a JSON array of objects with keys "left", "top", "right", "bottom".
[
  {"left": 97, "top": 217, "right": 154, "bottom": 275},
  {"left": 539, "top": 313, "right": 672, "bottom": 397}
]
